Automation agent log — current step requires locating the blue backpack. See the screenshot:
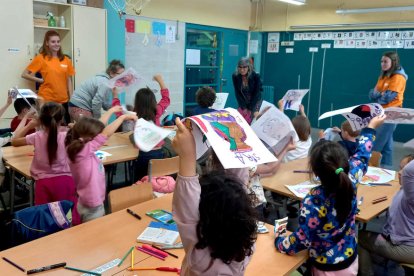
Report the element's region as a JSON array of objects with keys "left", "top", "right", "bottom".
[{"left": 162, "top": 113, "right": 184, "bottom": 126}]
